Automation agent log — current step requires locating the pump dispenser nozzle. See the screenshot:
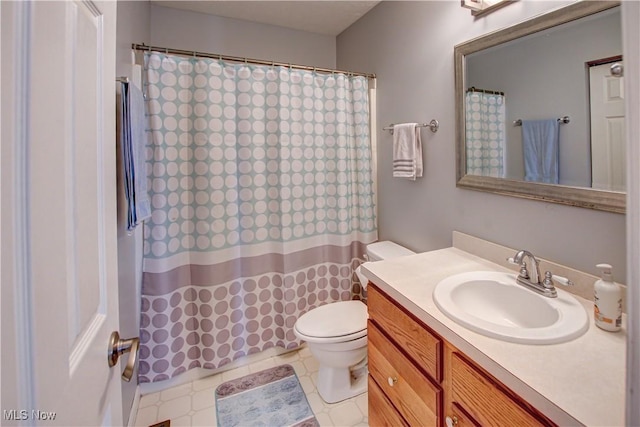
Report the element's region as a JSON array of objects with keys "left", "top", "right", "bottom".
[{"left": 596, "top": 263, "right": 613, "bottom": 281}]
